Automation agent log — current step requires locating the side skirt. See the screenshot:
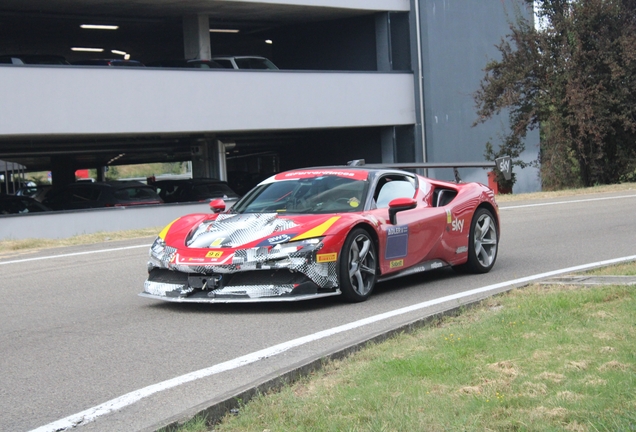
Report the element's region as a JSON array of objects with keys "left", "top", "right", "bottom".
[{"left": 377, "top": 259, "right": 449, "bottom": 283}]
